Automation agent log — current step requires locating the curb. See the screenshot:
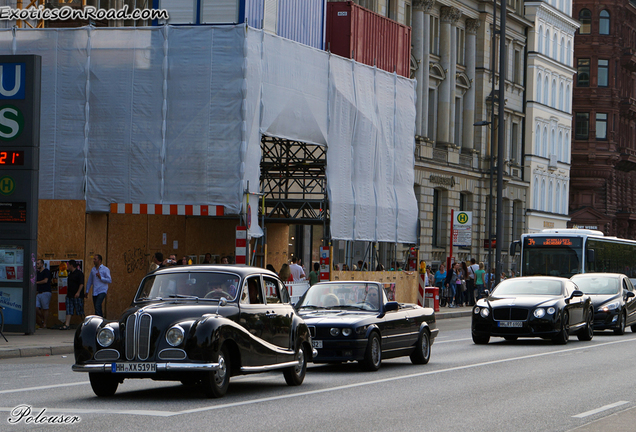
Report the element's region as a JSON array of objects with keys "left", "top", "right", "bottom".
[
  {"left": 436, "top": 310, "right": 473, "bottom": 320},
  {"left": 0, "top": 346, "right": 74, "bottom": 360}
]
